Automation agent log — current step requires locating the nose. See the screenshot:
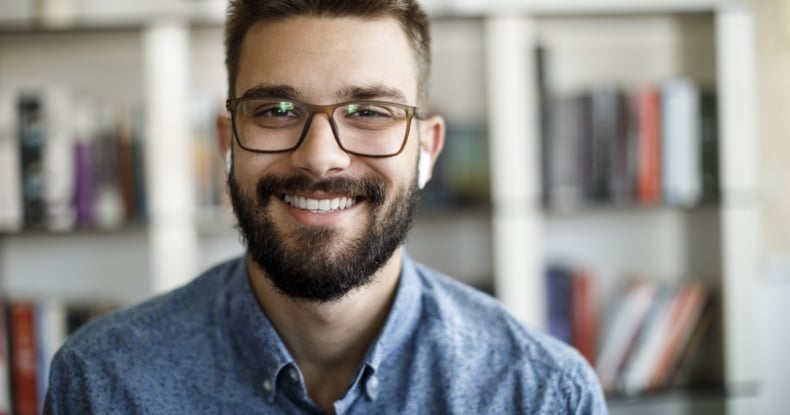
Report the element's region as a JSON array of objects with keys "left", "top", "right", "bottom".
[{"left": 289, "top": 112, "right": 351, "bottom": 178}]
